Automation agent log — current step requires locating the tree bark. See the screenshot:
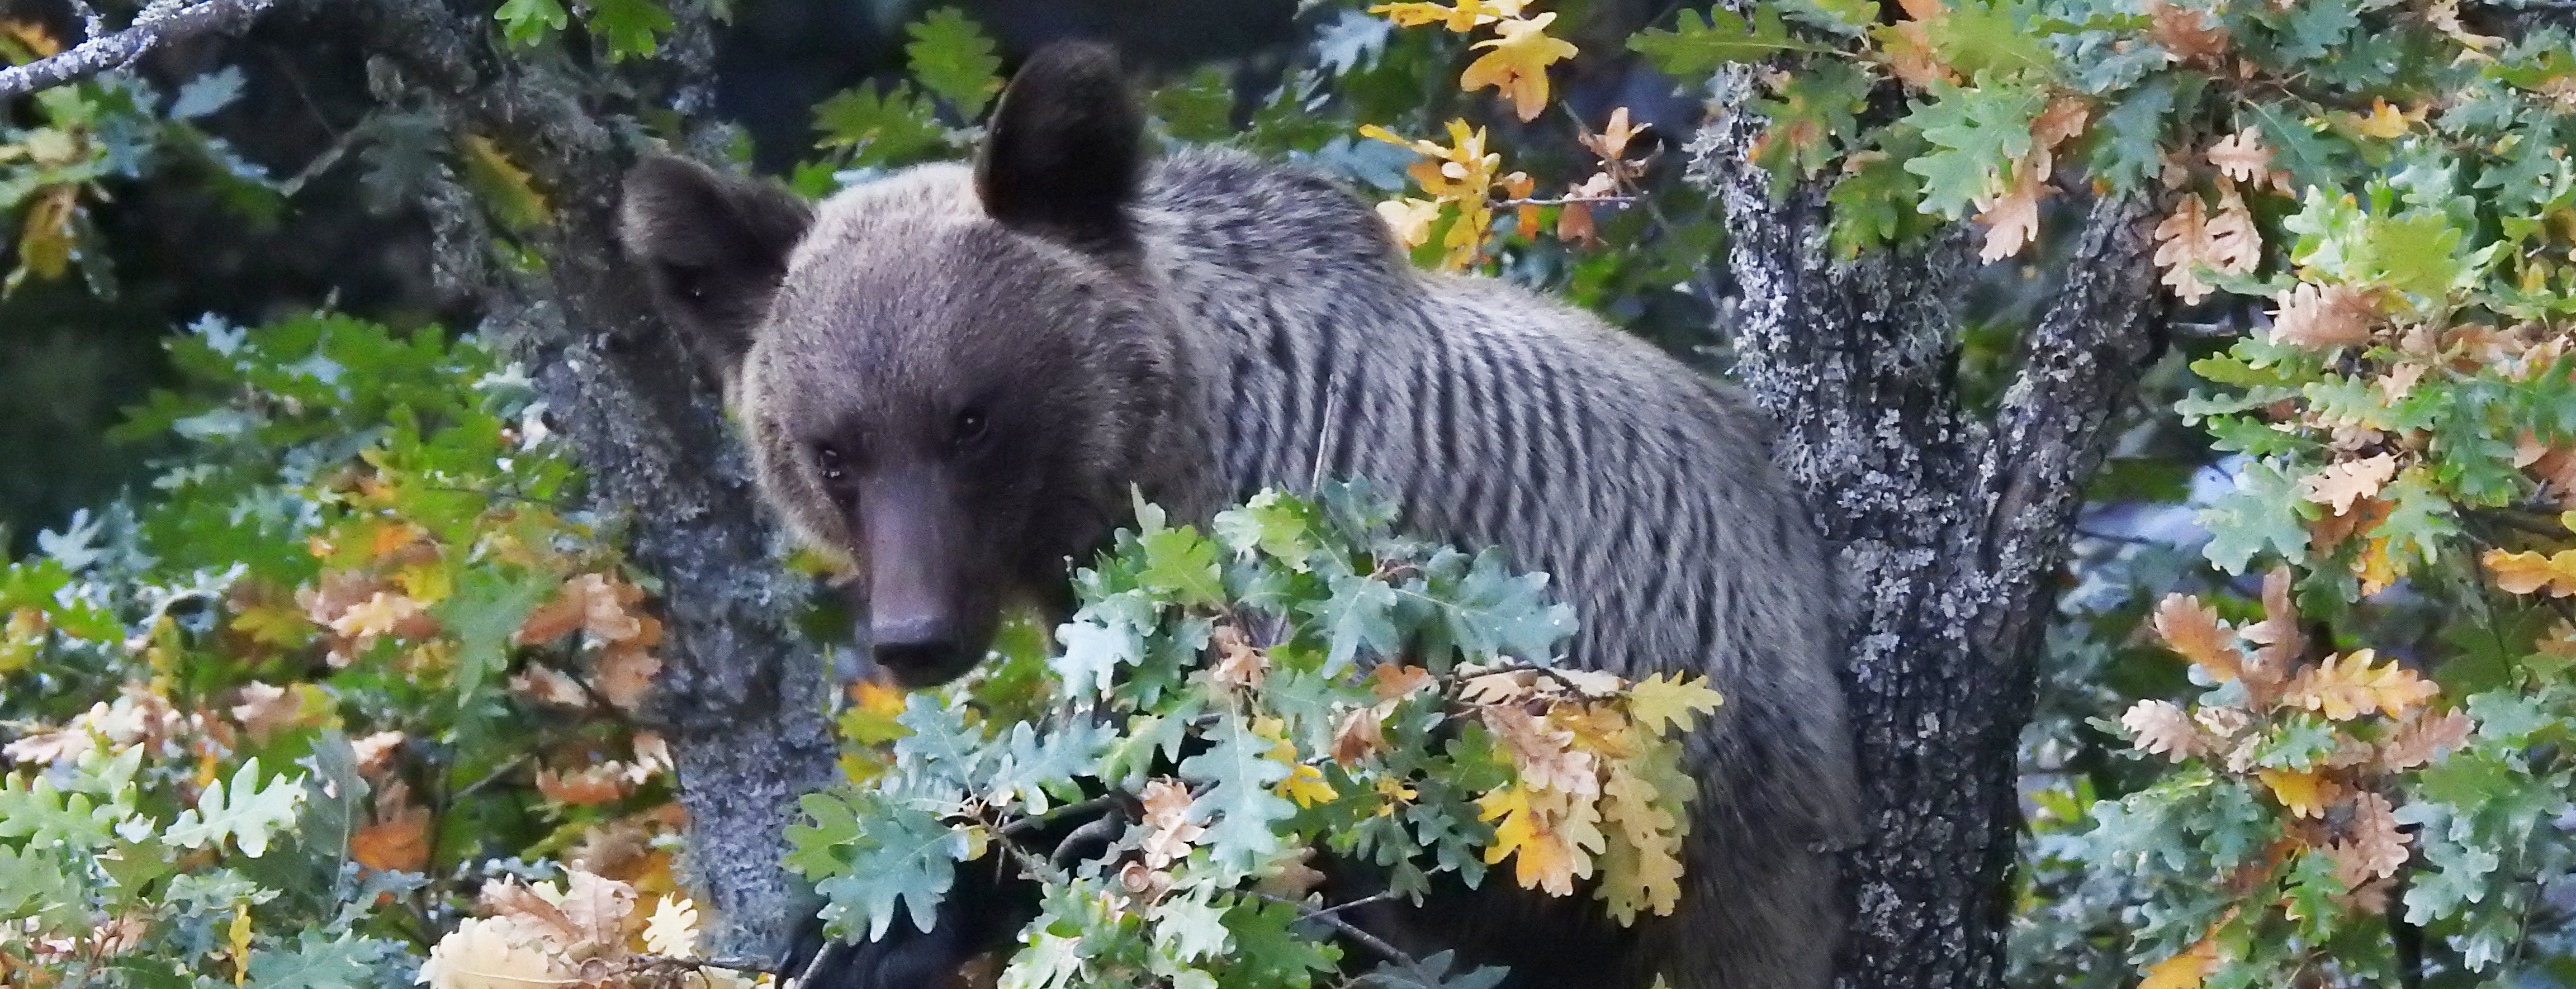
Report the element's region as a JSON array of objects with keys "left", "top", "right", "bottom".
[
  {"left": 318, "top": 0, "right": 841, "bottom": 961},
  {"left": 1691, "top": 66, "right": 2167, "bottom": 989}
]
